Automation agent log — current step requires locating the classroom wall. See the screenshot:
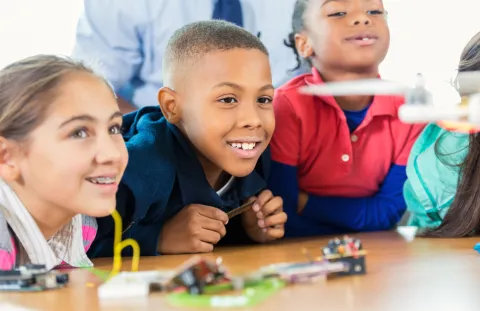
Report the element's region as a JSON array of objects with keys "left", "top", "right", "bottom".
[
  {"left": 0, "top": 0, "right": 83, "bottom": 68},
  {"left": 381, "top": 0, "right": 480, "bottom": 105}
]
